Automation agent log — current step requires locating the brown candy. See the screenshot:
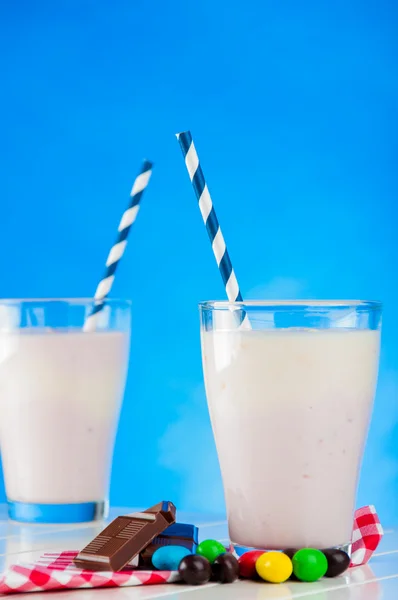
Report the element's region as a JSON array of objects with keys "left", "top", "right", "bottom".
[
  {"left": 322, "top": 548, "right": 350, "bottom": 577},
  {"left": 212, "top": 553, "right": 239, "bottom": 583},
  {"left": 178, "top": 554, "right": 212, "bottom": 585}
]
